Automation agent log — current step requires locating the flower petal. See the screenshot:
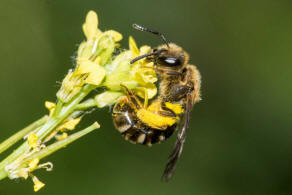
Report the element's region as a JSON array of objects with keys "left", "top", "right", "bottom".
[
  {"left": 135, "top": 83, "right": 157, "bottom": 99},
  {"left": 45, "top": 101, "right": 56, "bottom": 110},
  {"left": 28, "top": 133, "right": 39, "bottom": 149},
  {"left": 139, "top": 45, "right": 151, "bottom": 55},
  {"left": 145, "top": 83, "right": 157, "bottom": 99},
  {"left": 103, "top": 30, "right": 123, "bottom": 42},
  {"left": 45, "top": 101, "right": 56, "bottom": 116},
  {"left": 56, "top": 118, "right": 81, "bottom": 132},
  {"left": 132, "top": 63, "right": 157, "bottom": 85},
  {"left": 28, "top": 158, "right": 40, "bottom": 172},
  {"left": 129, "top": 36, "right": 140, "bottom": 58},
  {"left": 32, "top": 176, "right": 45, "bottom": 192},
  {"left": 82, "top": 10, "right": 99, "bottom": 40},
  {"left": 75, "top": 59, "right": 106, "bottom": 86}
]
